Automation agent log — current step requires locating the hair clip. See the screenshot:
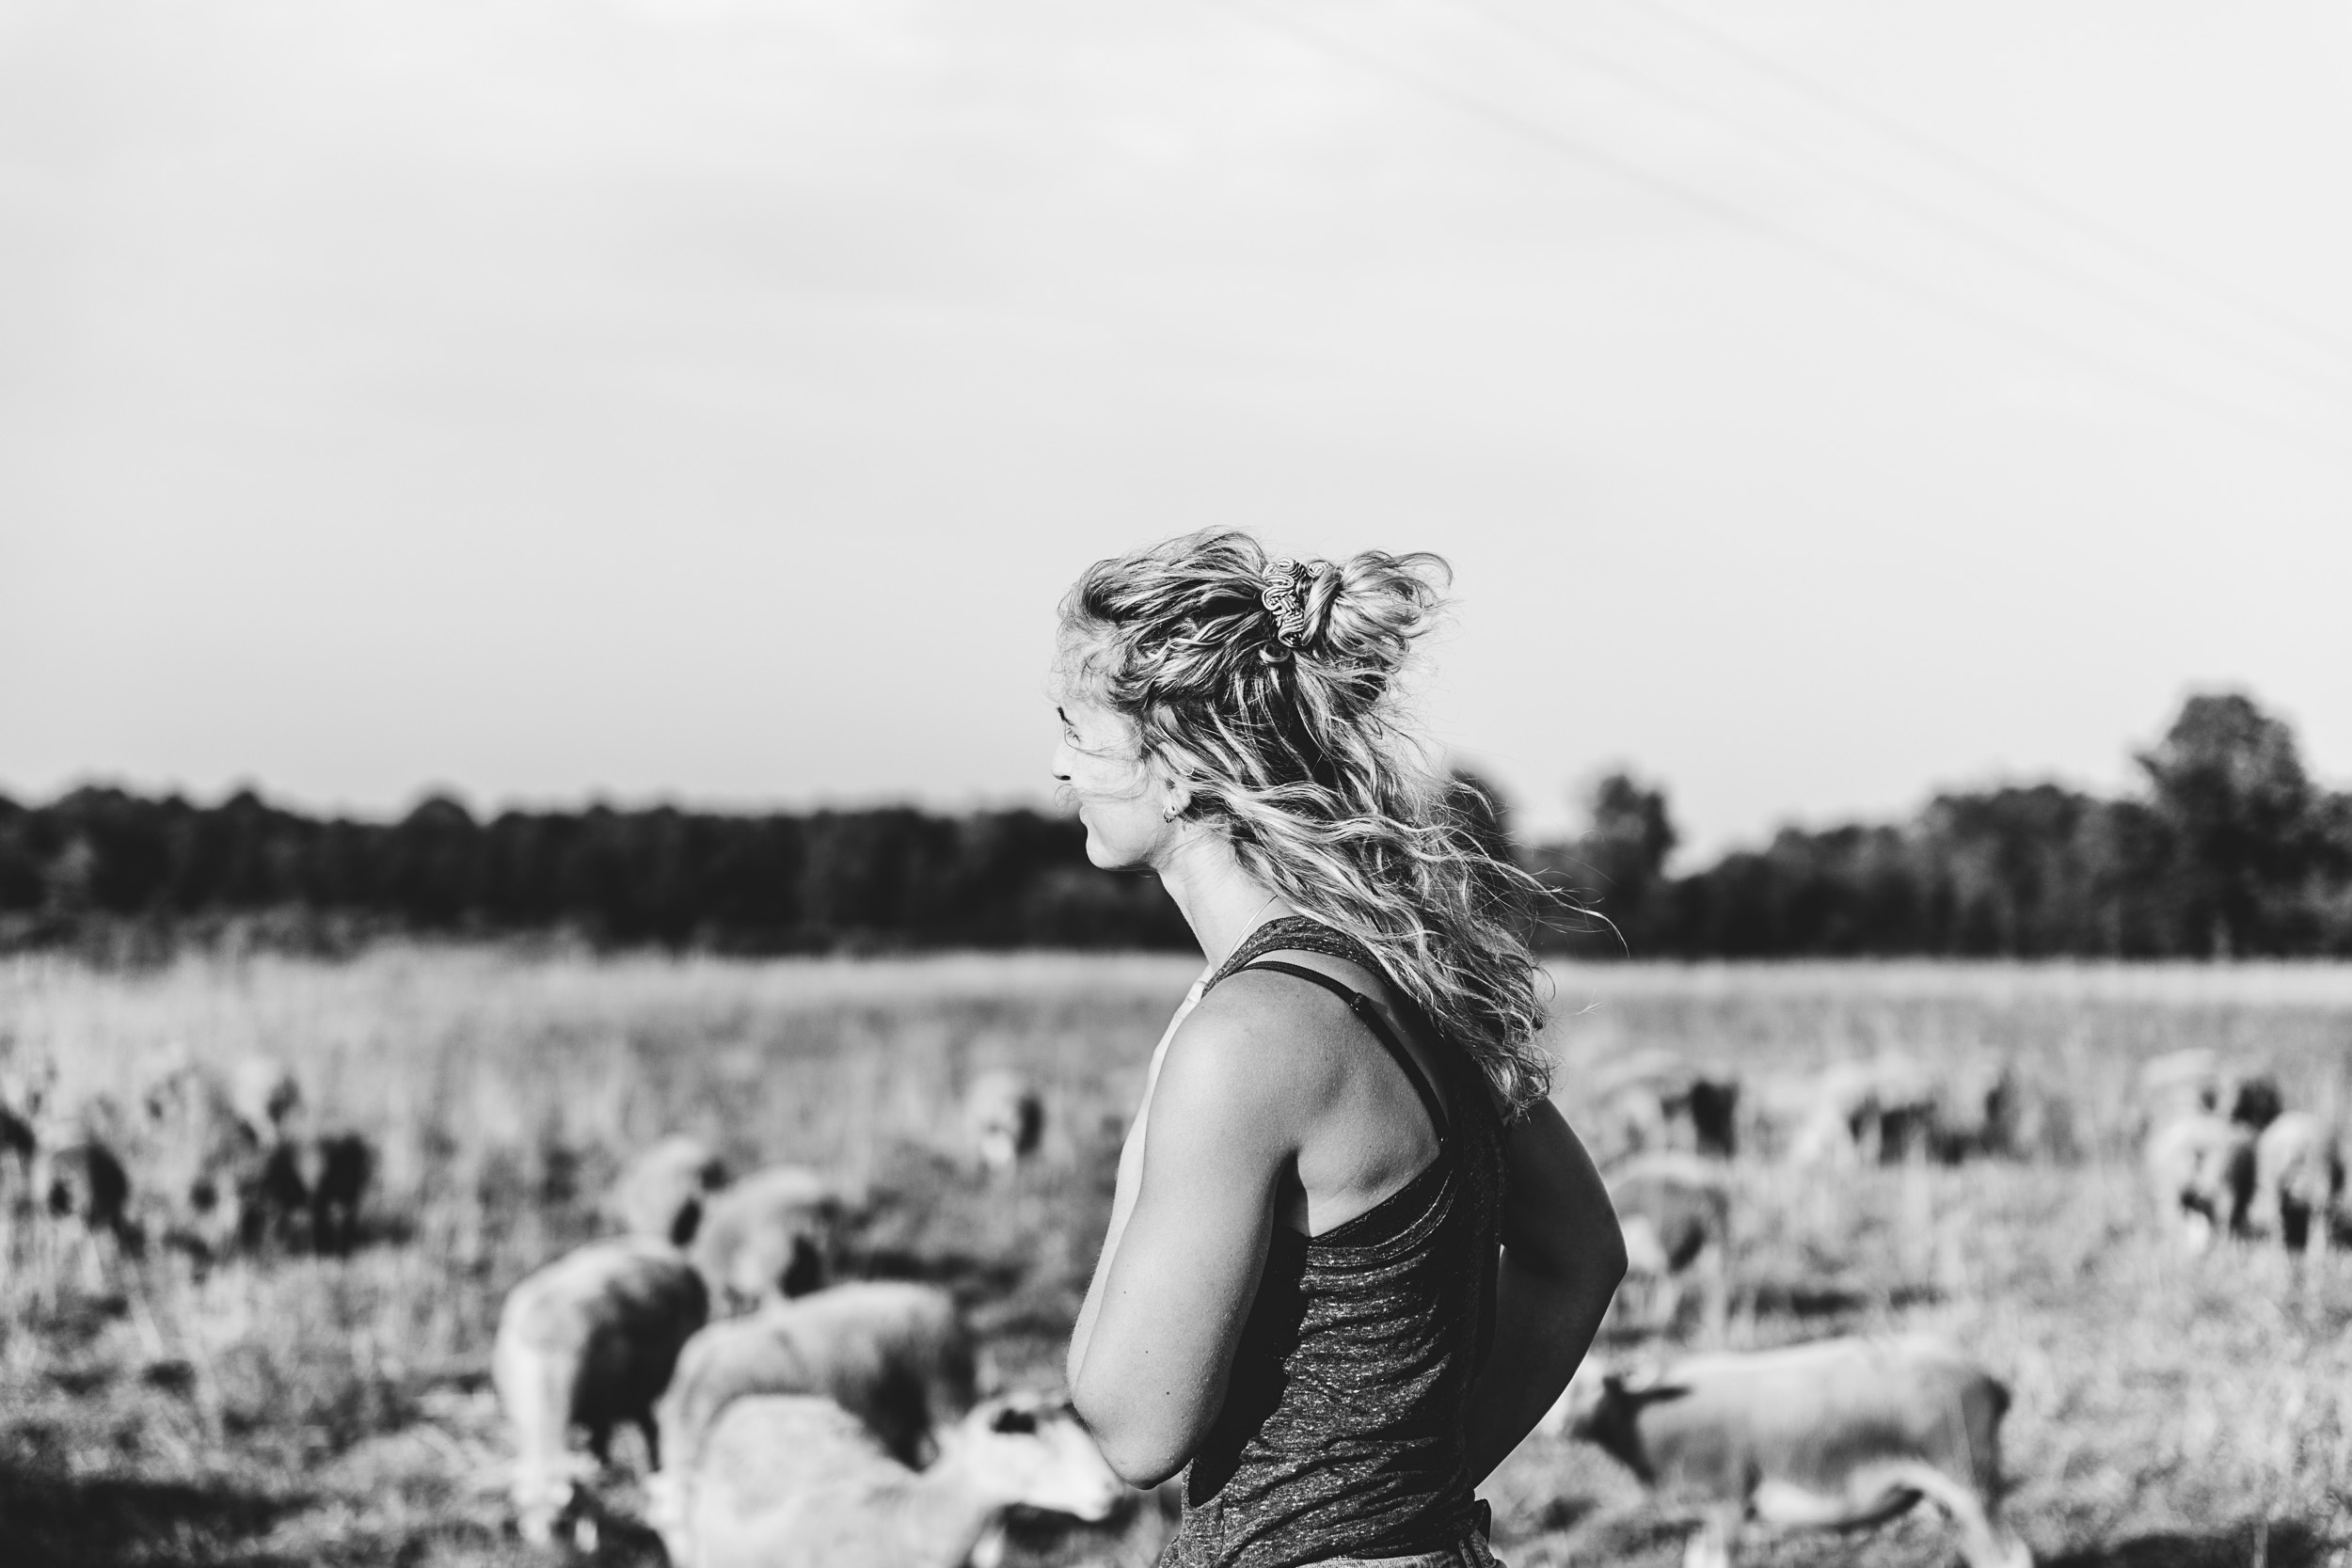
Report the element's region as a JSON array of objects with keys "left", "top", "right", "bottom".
[{"left": 1260, "top": 559, "right": 1312, "bottom": 649}]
